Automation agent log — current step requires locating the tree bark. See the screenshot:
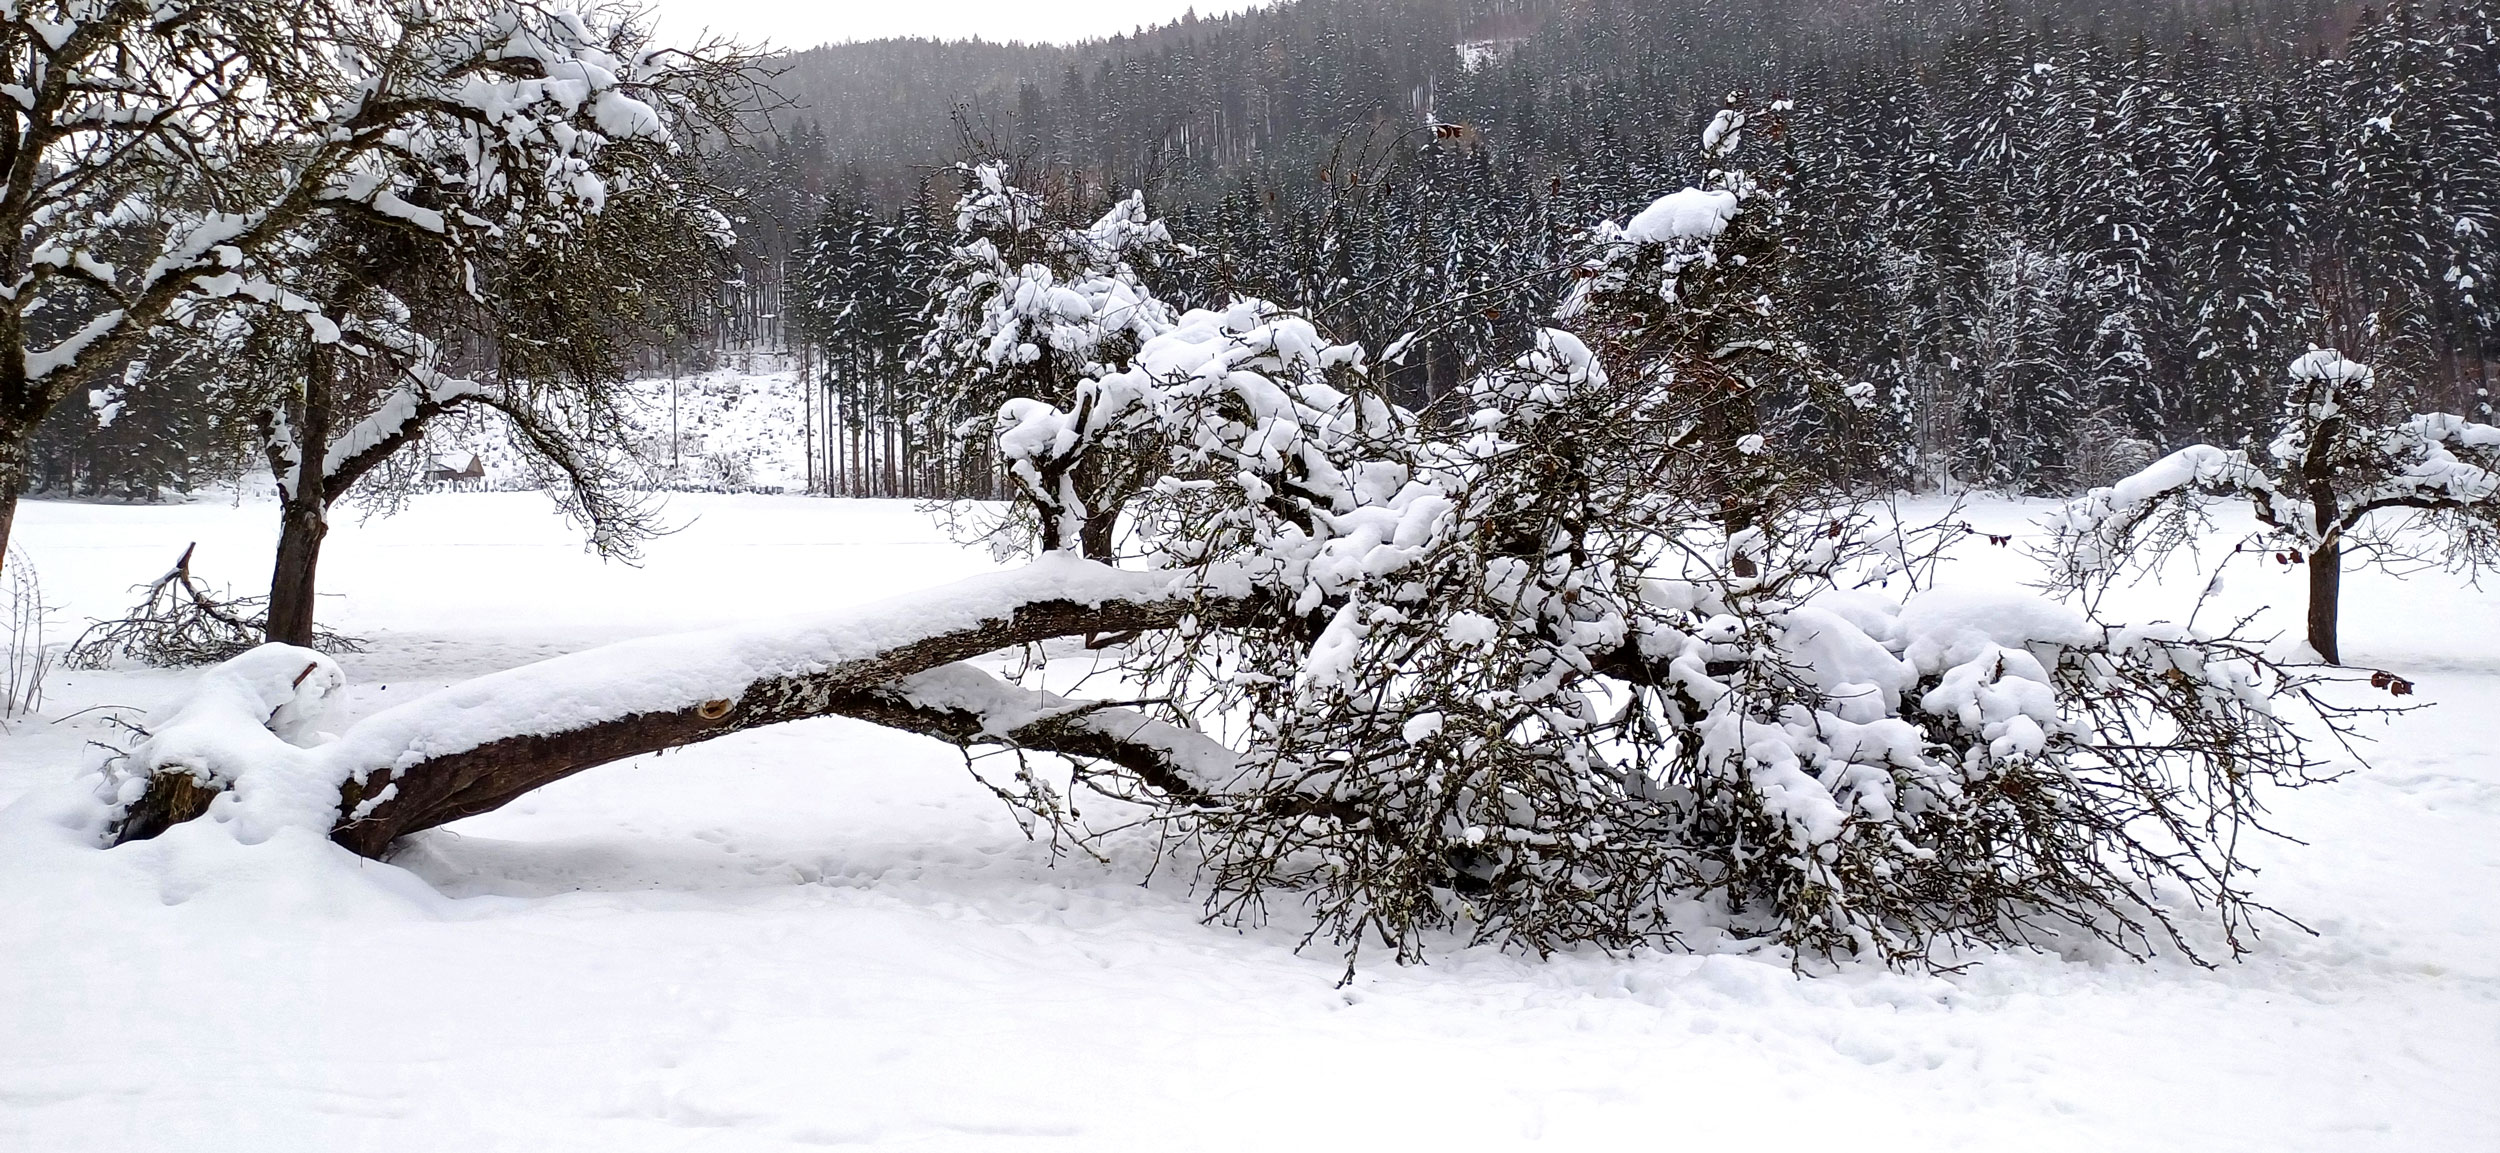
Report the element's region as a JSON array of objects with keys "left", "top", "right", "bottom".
[
  {"left": 321, "top": 592, "right": 1214, "bottom": 854},
  {"left": 265, "top": 347, "right": 336, "bottom": 647},
  {"left": 2302, "top": 411, "right": 2345, "bottom": 666},
  {"left": 109, "top": 572, "right": 1251, "bottom": 854},
  {"left": 0, "top": 431, "right": 23, "bottom": 576},
  {"left": 264, "top": 499, "right": 329, "bottom": 647},
  {"left": 2307, "top": 536, "right": 2341, "bottom": 665},
  {"left": 326, "top": 663, "right": 1237, "bottom": 857}
]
